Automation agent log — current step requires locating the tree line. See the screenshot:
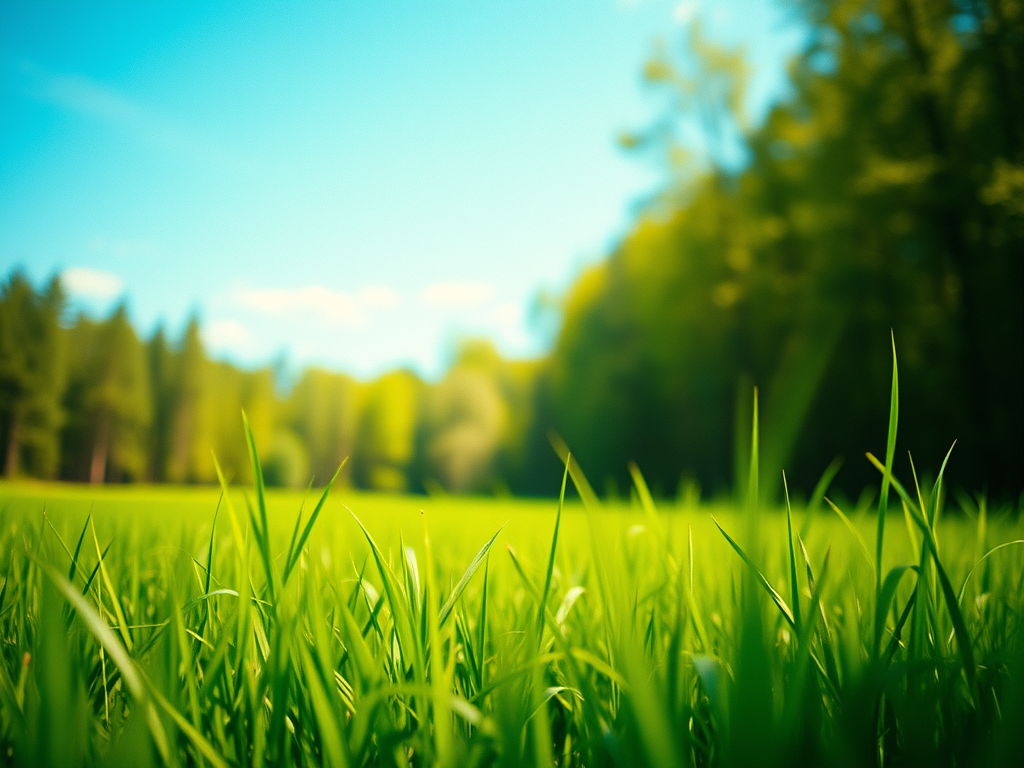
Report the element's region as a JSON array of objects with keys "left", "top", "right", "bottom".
[
  {"left": 2, "top": 0, "right": 1021, "bottom": 498},
  {"left": 0, "top": 279, "right": 543, "bottom": 493}
]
